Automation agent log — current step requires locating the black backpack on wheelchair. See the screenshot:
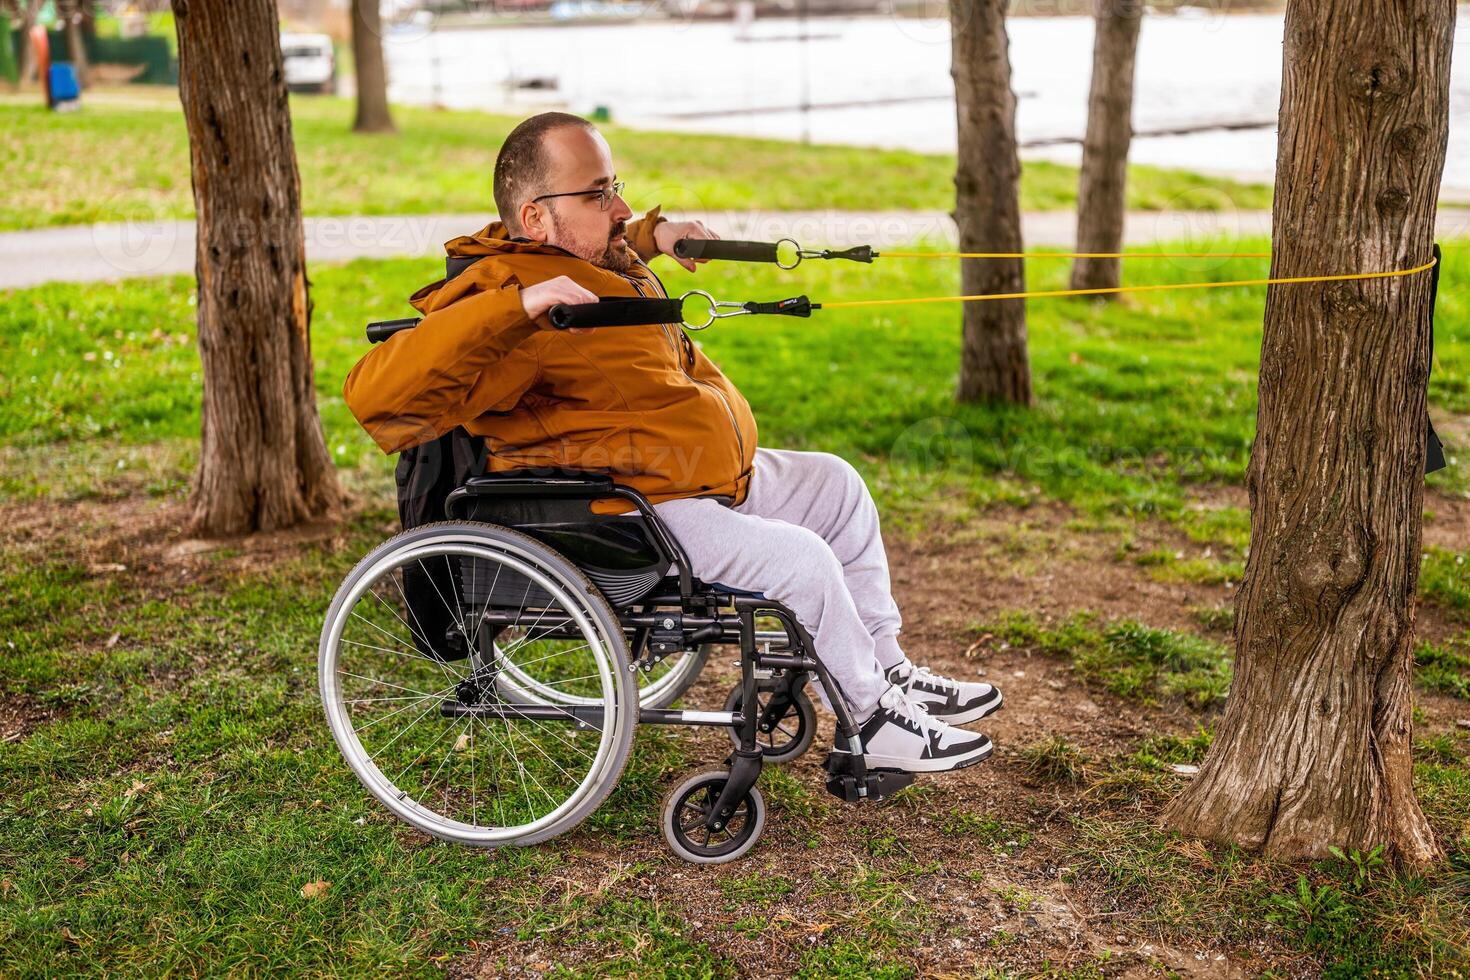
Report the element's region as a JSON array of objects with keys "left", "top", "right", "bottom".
[{"left": 394, "top": 427, "right": 486, "bottom": 662}]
